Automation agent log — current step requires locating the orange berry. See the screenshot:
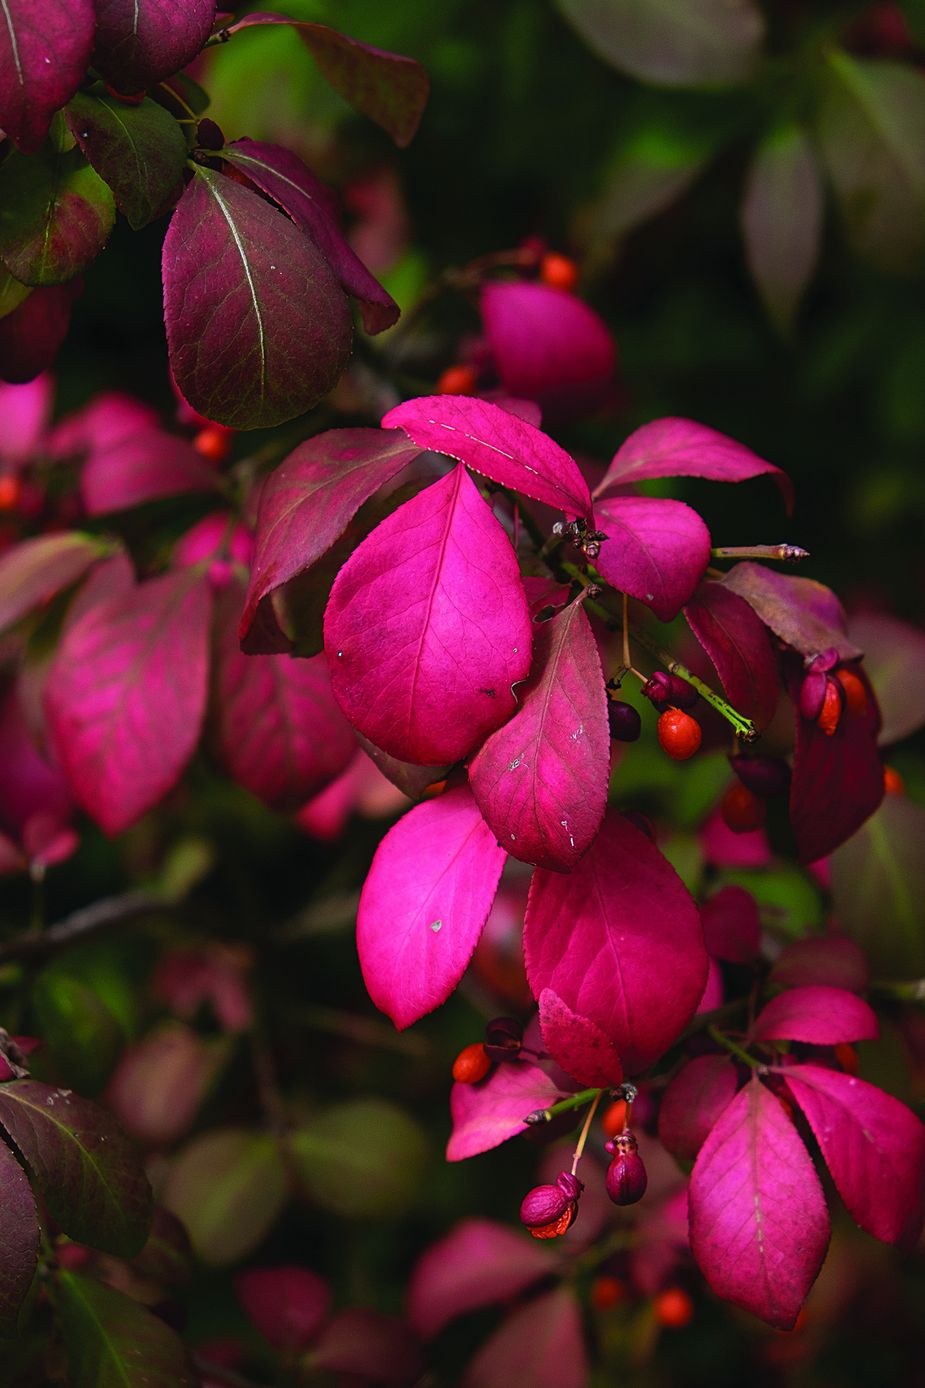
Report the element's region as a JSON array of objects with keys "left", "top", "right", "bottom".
[
  {"left": 657, "top": 708, "right": 702, "bottom": 760},
  {"left": 834, "top": 1042, "right": 860, "bottom": 1076},
  {"left": 0, "top": 475, "right": 20, "bottom": 510},
  {"left": 836, "top": 667, "right": 869, "bottom": 717},
  {"left": 436, "top": 364, "right": 477, "bottom": 395},
  {"left": 720, "top": 781, "right": 767, "bottom": 834},
  {"left": 601, "top": 1098, "right": 628, "bottom": 1138},
  {"left": 590, "top": 1275, "right": 627, "bottom": 1311},
  {"left": 194, "top": 425, "right": 234, "bottom": 463},
  {"left": 816, "top": 679, "right": 843, "bottom": 737},
  {"left": 539, "top": 252, "right": 579, "bottom": 292},
  {"left": 654, "top": 1287, "right": 694, "bottom": 1328},
  {"left": 452, "top": 1042, "right": 491, "bottom": 1084},
  {"left": 883, "top": 765, "right": 905, "bottom": 796}
]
